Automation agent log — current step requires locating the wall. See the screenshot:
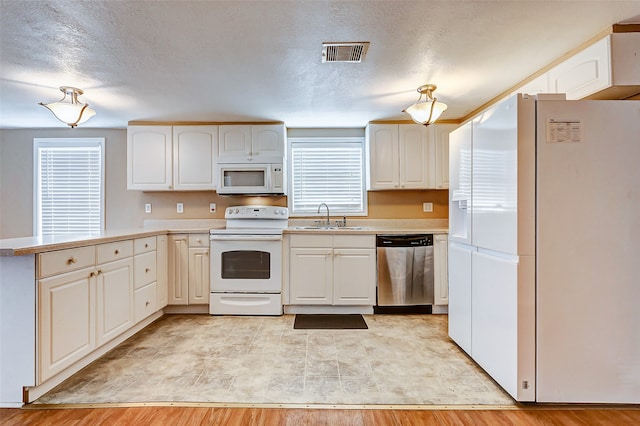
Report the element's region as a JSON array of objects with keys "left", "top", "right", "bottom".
[{"left": 0, "top": 129, "right": 447, "bottom": 238}]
